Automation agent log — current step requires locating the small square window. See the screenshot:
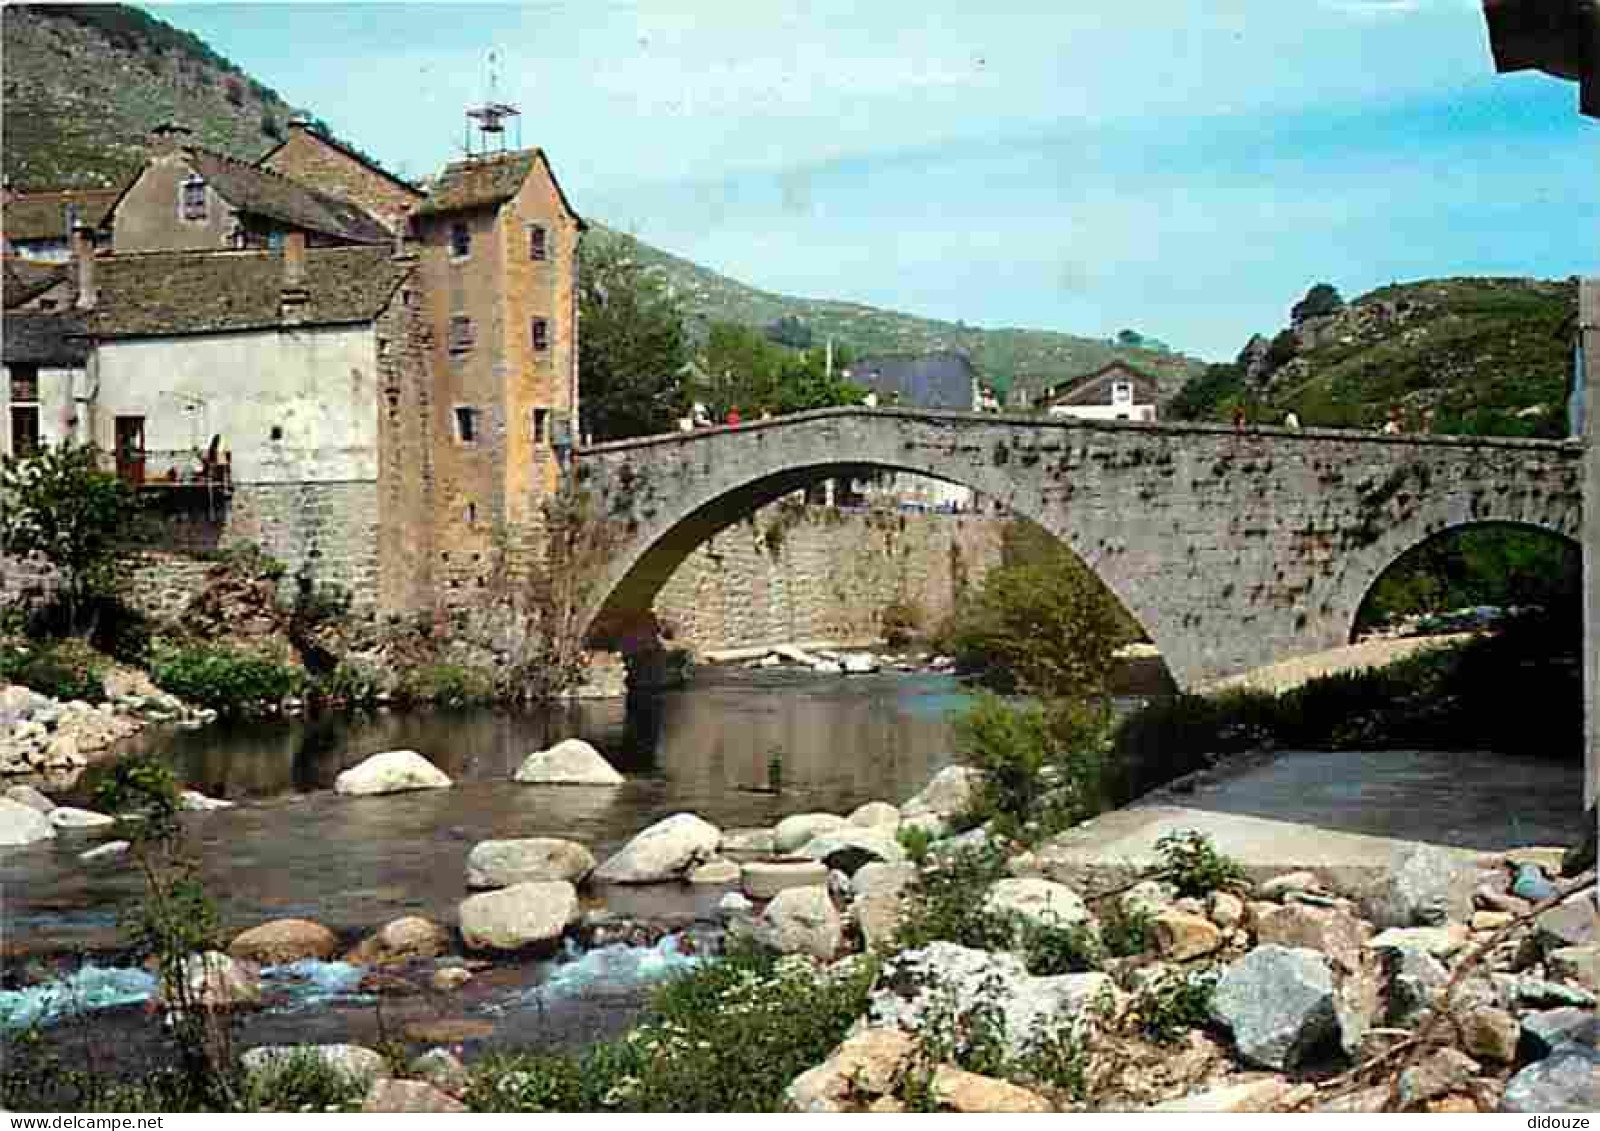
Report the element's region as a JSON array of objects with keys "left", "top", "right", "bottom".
[
  {"left": 181, "top": 176, "right": 207, "bottom": 221},
  {"left": 448, "top": 315, "right": 474, "bottom": 355},
  {"left": 1111, "top": 381, "right": 1134, "bottom": 406},
  {"left": 450, "top": 221, "right": 471, "bottom": 258},
  {"left": 455, "top": 406, "right": 479, "bottom": 443},
  {"left": 531, "top": 317, "right": 549, "bottom": 353},
  {"left": 529, "top": 224, "right": 547, "bottom": 261}
]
